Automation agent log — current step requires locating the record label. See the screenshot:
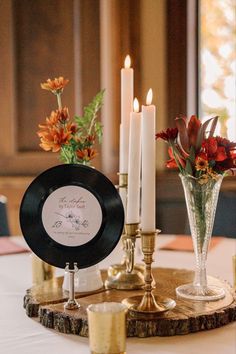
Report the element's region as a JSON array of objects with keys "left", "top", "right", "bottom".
[{"left": 42, "top": 185, "right": 103, "bottom": 247}]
